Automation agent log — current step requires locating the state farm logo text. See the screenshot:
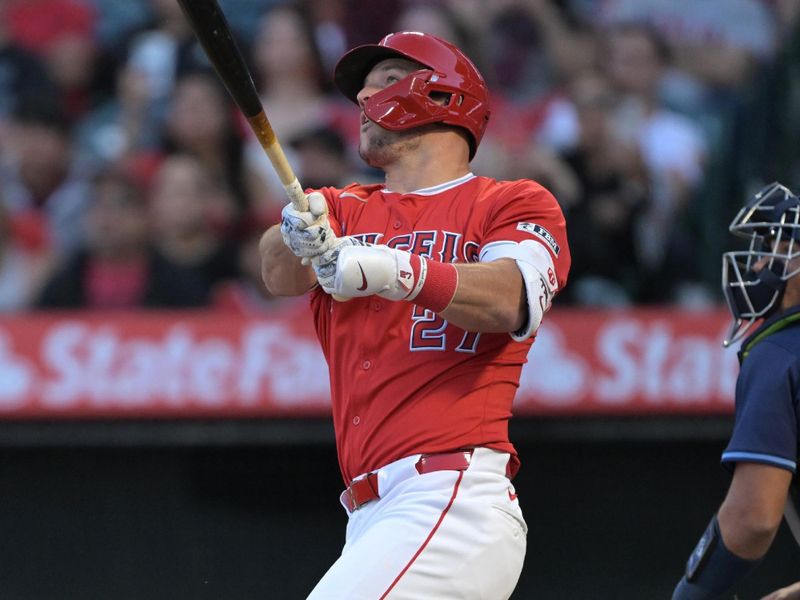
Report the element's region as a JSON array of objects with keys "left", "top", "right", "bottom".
[{"left": 0, "top": 321, "right": 330, "bottom": 412}]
